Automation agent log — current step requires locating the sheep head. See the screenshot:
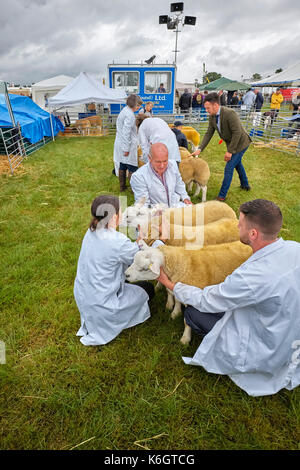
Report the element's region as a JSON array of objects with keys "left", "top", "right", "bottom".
[{"left": 125, "top": 245, "right": 164, "bottom": 282}]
